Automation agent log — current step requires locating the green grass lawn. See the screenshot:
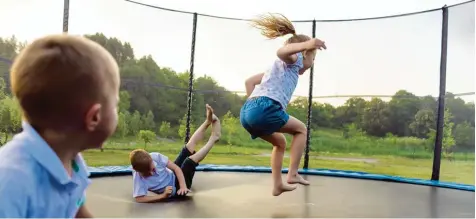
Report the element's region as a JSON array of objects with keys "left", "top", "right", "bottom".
[{"left": 82, "top": 142, "right": 475, "bottom": 185}]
